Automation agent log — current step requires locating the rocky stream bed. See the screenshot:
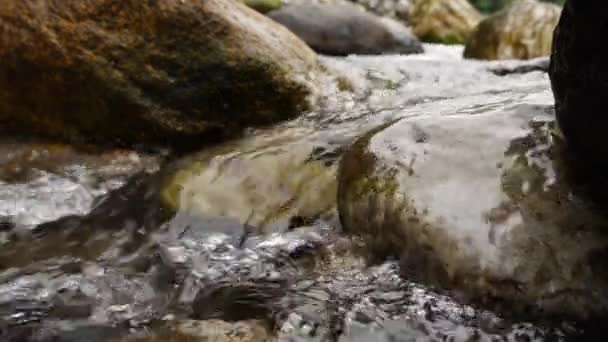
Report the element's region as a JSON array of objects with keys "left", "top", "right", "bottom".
[{"left": 0, "top": 44, "right": 604, "bottom": 341}]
